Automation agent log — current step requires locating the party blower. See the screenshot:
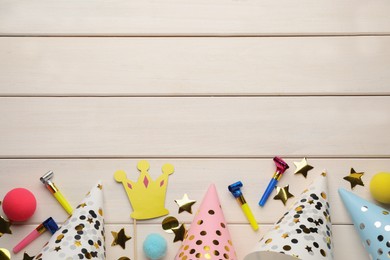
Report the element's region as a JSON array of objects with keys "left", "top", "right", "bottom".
[
  {"left": 13, "top": 217, "right": 58, "bottom": 254},
  {"left": 259, "top": 157, "right": 289, "bottom": 207},
  {"left": 229, "top": 181, "right": 259, "bottom": 231},
  {"left": 40, "top": 171, "right": 73, "bottom": 215}
]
